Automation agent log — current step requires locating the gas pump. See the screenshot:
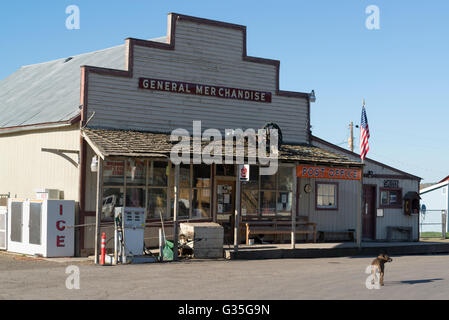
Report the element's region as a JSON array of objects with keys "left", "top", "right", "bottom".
[{"left": 114, "top": 207, "right": 145, "bottom": 264}]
